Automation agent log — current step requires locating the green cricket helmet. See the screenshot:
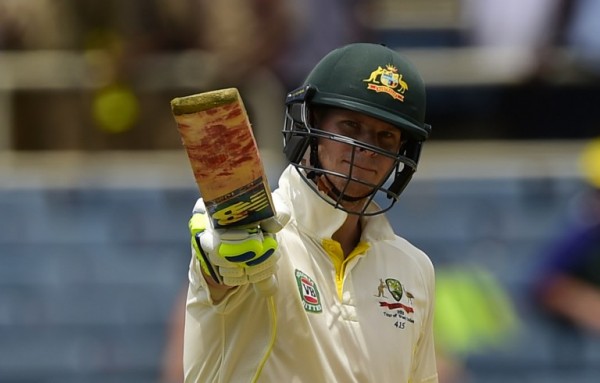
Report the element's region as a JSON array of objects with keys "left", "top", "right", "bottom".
[{"left": 283, "top": 43, "right": 431, "bottom": 216}]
